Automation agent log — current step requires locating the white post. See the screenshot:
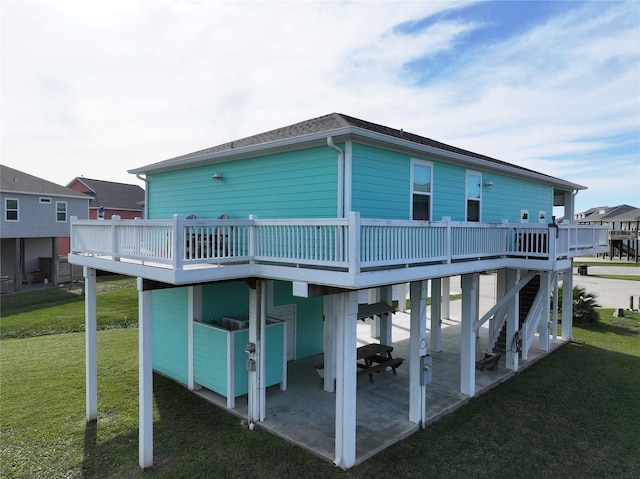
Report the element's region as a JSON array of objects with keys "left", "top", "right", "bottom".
[
  {"left": 138, "top": 278, "right": 153, "bottom": 469},
  {"left": 552, "top": 275, "right": 559, "bottom": 341},
  {"left": 430, "top": 278, "right": 442, "bottom": 352},
  {"left": 506, "top": 269, "right": 519, "bottom": 371},
  {"left": 334, "top": 291, "right": 358, "bottom": 469},
  {"left": 538, "top": 272, "right": 550, "bottom": 352},
  {"left": 187, "top": 286, "right": 202, "bottom": 391},
  {"left": 248, "top": 280, "right": 266, "bottom": 424},
  {"left": 562, "top": 265, "right": 574, "bottom": 340},
  {"left": 323, "top": 295, "right": 337, "bottom": 392},
  {"left": 460, "top": 273, "right": 479, "bottom": 397},
  {"left": 84, "top": 267, "right": 97, "bottom": 422},
  {"left": 442, "top": 276, "right": 451, "bottom": 320},
  {"left": 379, "top": 286, "right": 393, "bottom": 346},
  {"left": 409, "top": 281, "right": 428, "bottom": 425}
]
